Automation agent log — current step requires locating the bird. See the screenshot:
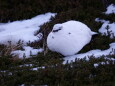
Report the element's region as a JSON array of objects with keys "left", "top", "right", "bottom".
[{"left": 47, "top": 20, "right": 97, "bottom": 56}]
